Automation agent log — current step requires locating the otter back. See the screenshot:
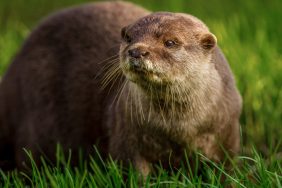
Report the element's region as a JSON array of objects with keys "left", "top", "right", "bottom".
[{"left": 0, "top": 1, "right": 149, "bottom": 169}]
